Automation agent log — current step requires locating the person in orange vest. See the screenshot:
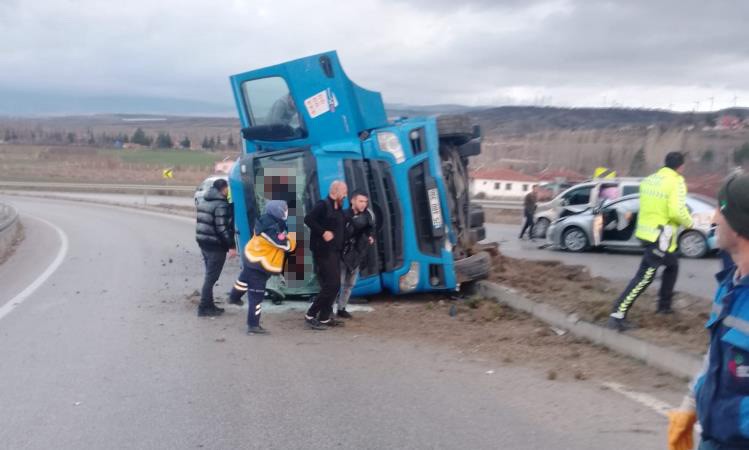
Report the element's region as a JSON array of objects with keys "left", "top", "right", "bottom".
[{"left": 228, "top": 200, "right": 296, "bottom": 335}]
